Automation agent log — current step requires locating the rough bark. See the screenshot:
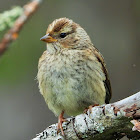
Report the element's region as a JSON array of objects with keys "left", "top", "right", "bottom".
[{"left": 32, "top": 92, "right": 140, "bottom": 140}]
